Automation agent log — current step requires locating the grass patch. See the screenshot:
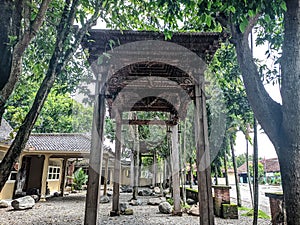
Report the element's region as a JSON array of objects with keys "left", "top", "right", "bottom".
[
  {"left": 238, "top": 206, "right": 251, "bottom": 211},
  {"left": 185, "top": 187, "right": 198, "bottom": 193},
  {"left": 241, "top": 209, "right": 271, "bottom": 219}
]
